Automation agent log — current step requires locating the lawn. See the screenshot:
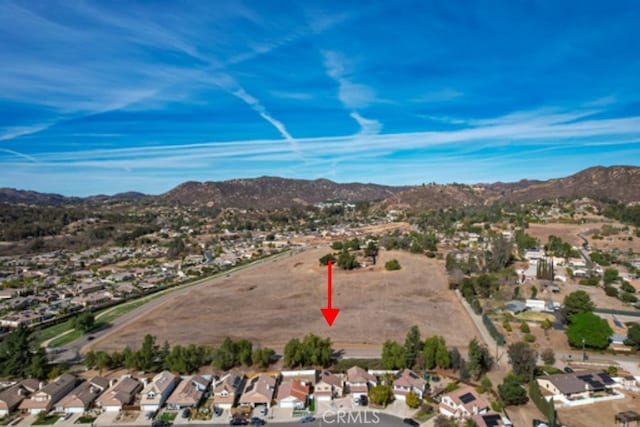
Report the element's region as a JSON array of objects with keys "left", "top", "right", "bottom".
[
  {"left": 48, "top": 320, "right": 107, "bottom": 347},
  {"left": 75, "top": 416, "right": 96, "bottom": 424},
  {"left": 32, "top": 414, "right": 60, "bottom": 425},
  {"left": 516, "top": 311, "right": 556, "bottom": 322},
  {"left": 159, "top": 412, "right": 178, "bottom": 422},
  {"left": 33, "top": 318, "right": 75, "bottom": 346}
]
